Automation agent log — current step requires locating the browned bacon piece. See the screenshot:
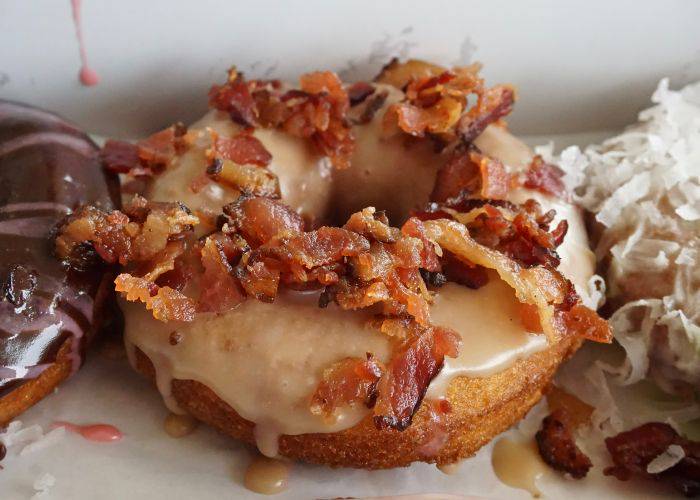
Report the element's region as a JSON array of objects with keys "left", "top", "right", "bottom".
[
  {"left": 223, "top": 196, "right": 304, "bottom": 248},
  {"left": 431, "top": 147, "right": 508, "bottom": 203},
  {"left": 373, "top": 325, "right": 460, "bottom": 430},
  {"left": 523, "top": 155, "right": 567, "bottom": 199},
  {"left": 198, "top": 234, "right": 247, "bottom": 313},
  {"left": 210, "top": 132, "right": 272, "bottom": 167},
  {"left": 605, "top": 422, "right": 700, "bottom": 497},
  {"left": 310, "top": 356, "right": 384, "bottom": 417},
  {"left": 457, "top": 85, "right": 515, "bottom": 143},
  {"left": 536, "top": 409, "right": 592, "bottom": 479}
]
